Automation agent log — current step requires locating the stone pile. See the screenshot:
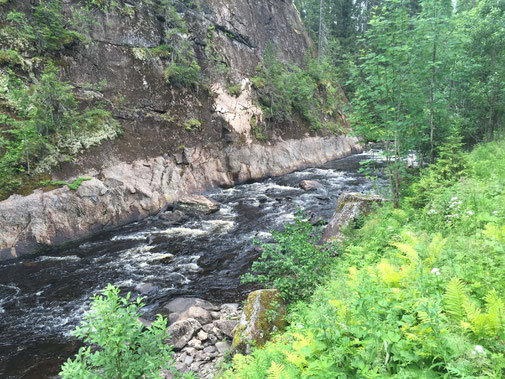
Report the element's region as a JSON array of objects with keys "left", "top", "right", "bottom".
[{"left": 160, "top": 297, "right": 241, "bottom": 378}]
